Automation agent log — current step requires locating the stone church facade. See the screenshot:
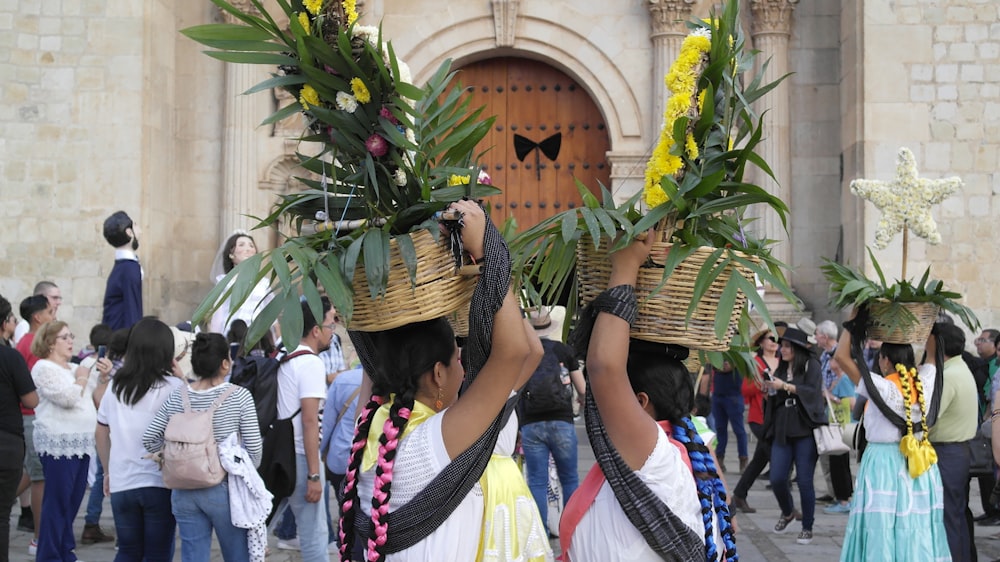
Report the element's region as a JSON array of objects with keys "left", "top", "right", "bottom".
[{"left": 1, "top": 0, "right": 997, "bottom": 340}]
